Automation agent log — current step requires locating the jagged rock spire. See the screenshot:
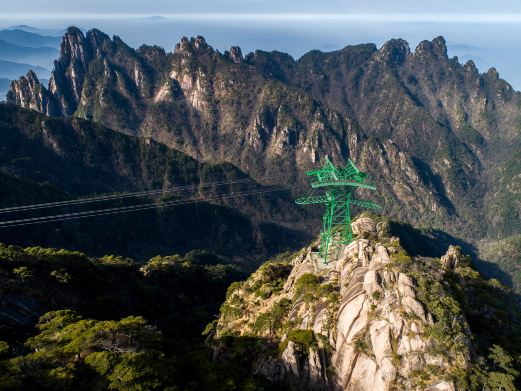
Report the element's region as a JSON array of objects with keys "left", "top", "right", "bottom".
[
  {"left": 376, "top": 38, "right": 410, "bottom": 65},
  {"left": 174, "top": 35, "right": 213, "bottom": 56},
  {"left": 414, "top": 36, "right": 448, "bottom": 59},
  {"left": 7, "top": 71, "right": 58, "bottom": 115},
  {"left": 229, "top": 46, "right": 243, "bottom": 63}
]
